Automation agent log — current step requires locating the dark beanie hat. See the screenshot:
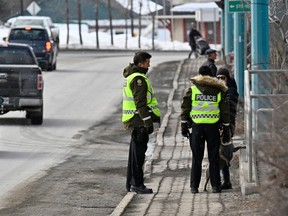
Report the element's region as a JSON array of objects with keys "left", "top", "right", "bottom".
[
  {"left": 198, "top": 65, "right": 212, "bottom": 76},
  {"left": 217, "top": 67, "right": 230, "bottom": 79},
  {"left": 205, "top": 48, "right": 217, "bottom": 55}
]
